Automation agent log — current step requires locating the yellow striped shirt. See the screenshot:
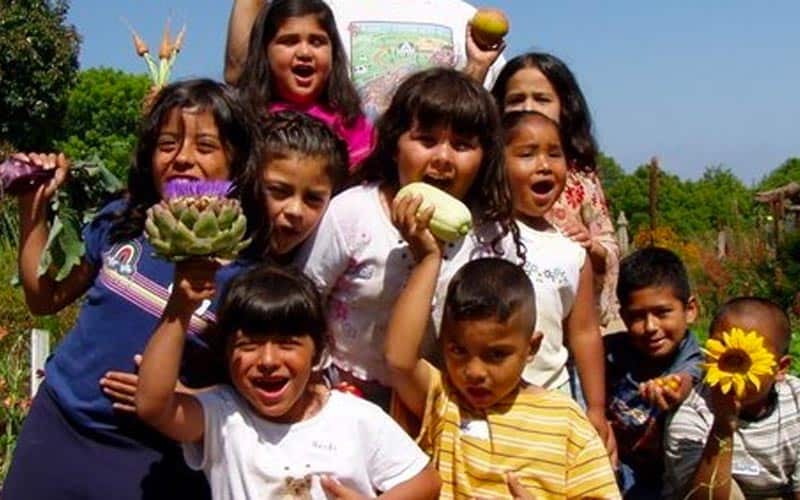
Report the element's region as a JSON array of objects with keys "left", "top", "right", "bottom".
[{"left": 417, "top": 365, "right": 620, "bottom": 499}]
